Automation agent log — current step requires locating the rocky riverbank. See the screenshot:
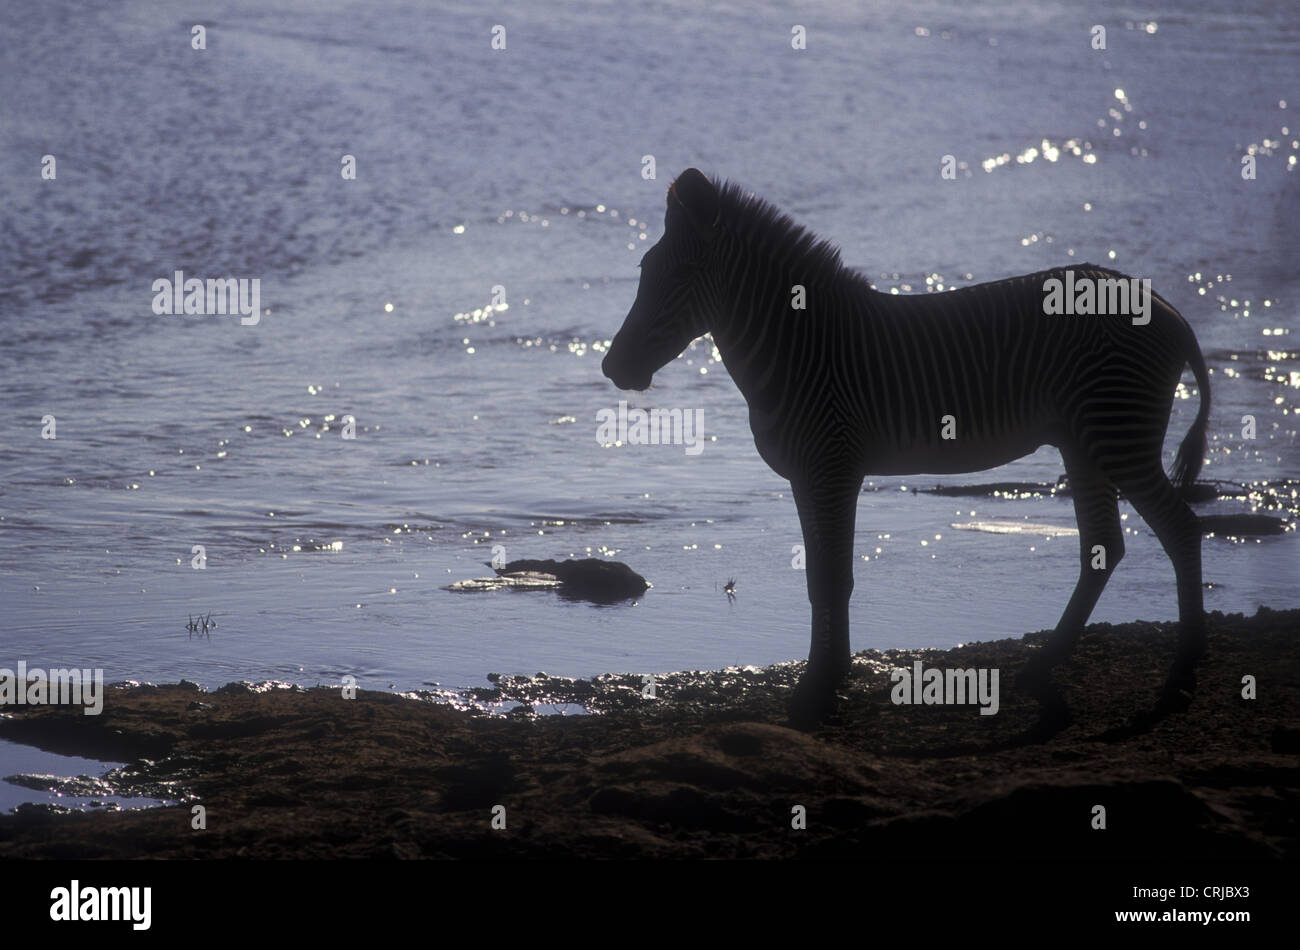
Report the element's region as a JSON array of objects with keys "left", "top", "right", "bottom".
[{"left": 0, "top": 607, "right": 1296, "bottom": 859}]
